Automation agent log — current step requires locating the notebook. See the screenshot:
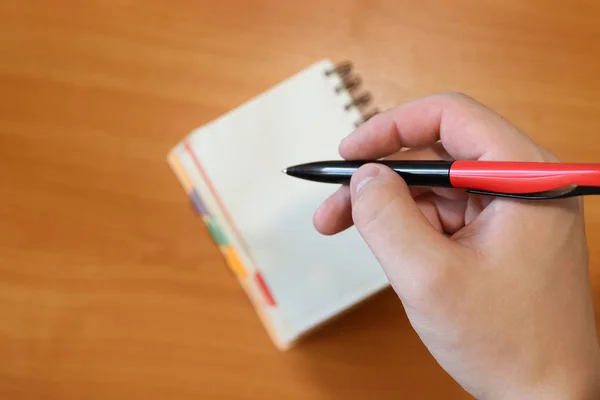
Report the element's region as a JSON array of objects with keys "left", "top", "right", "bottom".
[{"left": 167, "top": 59, "right": 390, "bottom": 350}]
